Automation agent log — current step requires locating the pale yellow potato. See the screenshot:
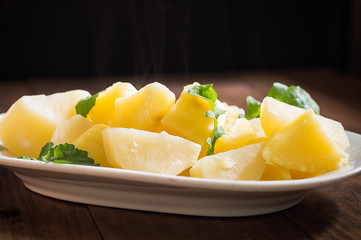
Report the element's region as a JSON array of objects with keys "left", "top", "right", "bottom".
[
  {"left": 51, "top": 114, "right": 95, "bottom": 145},
  {"left": 73, "top": 124, "right": 111, "bottom": 167},
  {"left": 102, "top": 127, "right": 201, "bottom": 175},
  {"left": 215, "top": 118, "right": 256, "bottom": 154},
  {"left": 115, "top": 82, "right": 175, "bottom": 132},
  {"left": 89, "top": 82, "right": 137, "bottom": 127},
  {"left": 161, "top": 83, "right": 213, "bottom": 158},
  {"left": 260, "top": 96, "right": 349, "bottom": 150},
  {"left": 263, "top": 109, "right": 348, "bottom": 173},
  {"left": 0, "top": 90, "right": 90, "bottom": 157},
  {"left": 190, "top": 142, "right": 266, "bottom": 180}
]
